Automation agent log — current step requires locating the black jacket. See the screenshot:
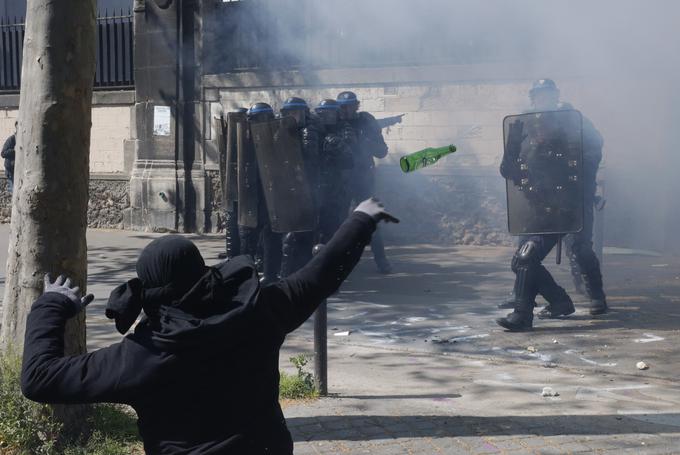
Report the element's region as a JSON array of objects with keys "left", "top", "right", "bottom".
[
  {"left": 21, "top": 212, "right": 377, "bottom": 454},
  {"left": 346, "top": 112, "right": 388, "bottom": 178}
]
